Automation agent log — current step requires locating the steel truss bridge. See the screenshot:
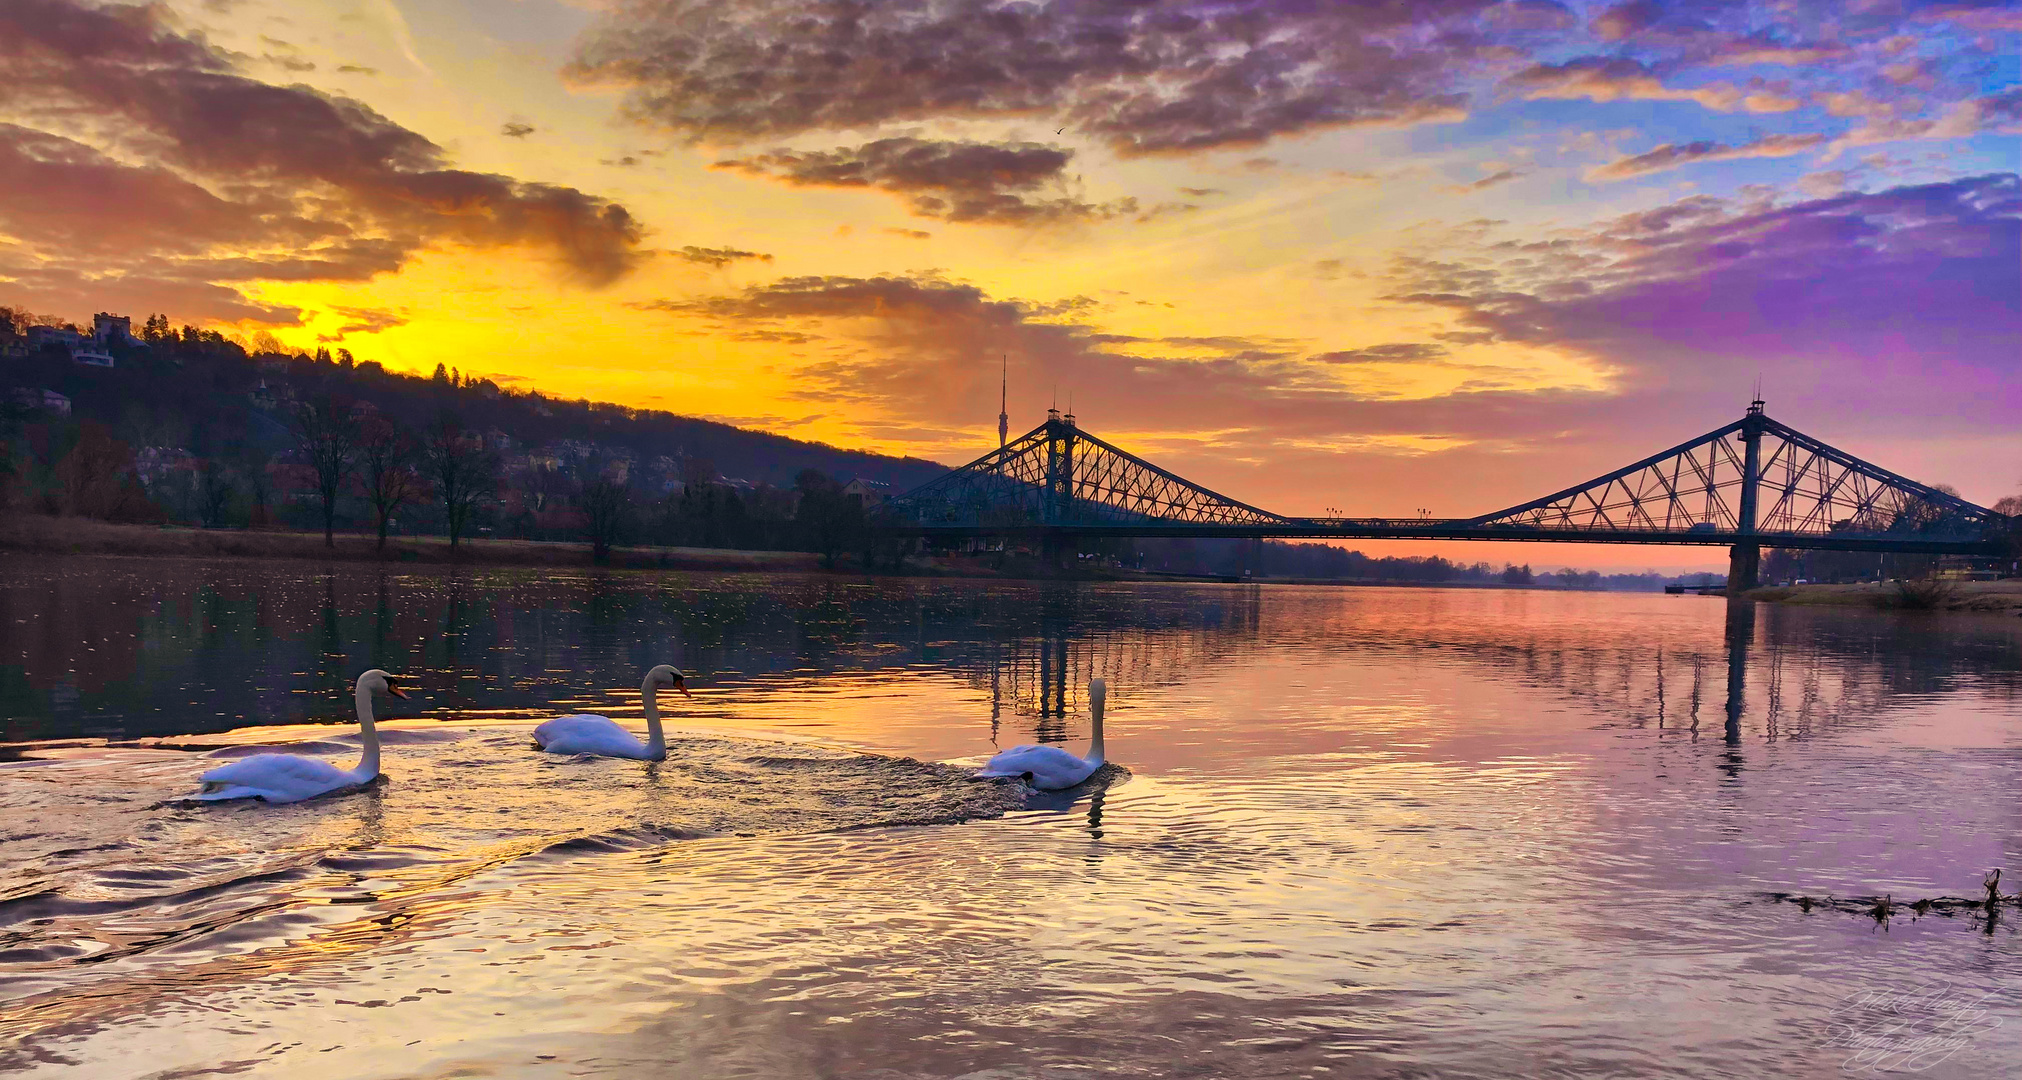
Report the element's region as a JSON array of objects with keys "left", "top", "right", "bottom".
[{"left": 879, "top": 401, "right": 2010, "bottom": 588}]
